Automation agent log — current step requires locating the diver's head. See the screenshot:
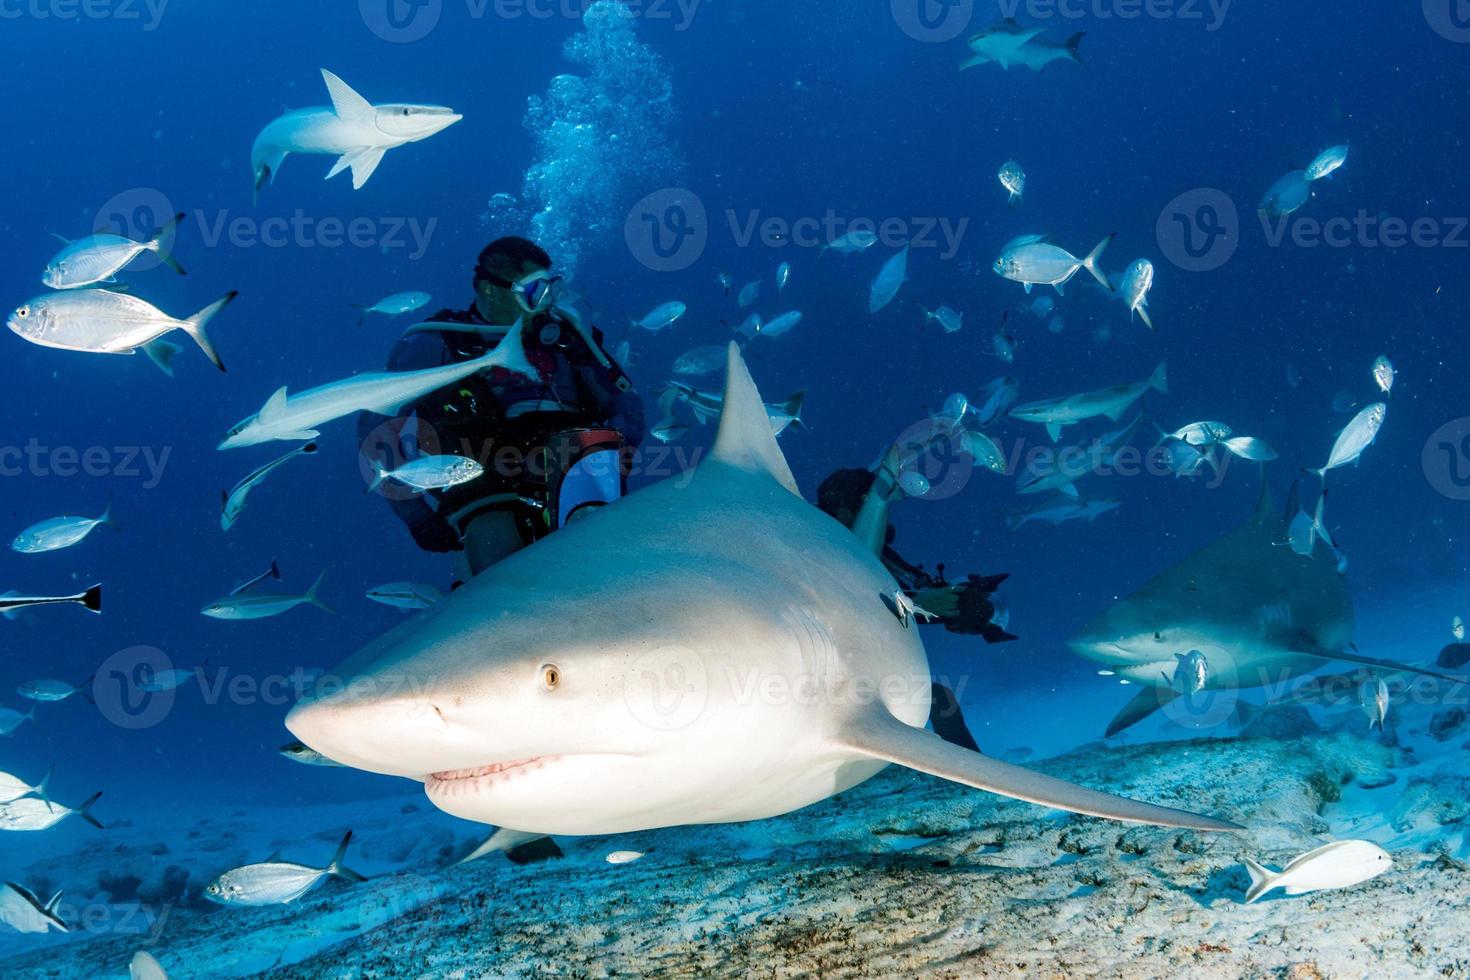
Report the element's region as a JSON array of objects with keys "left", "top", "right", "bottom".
[{"left": 473, "top": 237, "right": 563, "bottom": 324}]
